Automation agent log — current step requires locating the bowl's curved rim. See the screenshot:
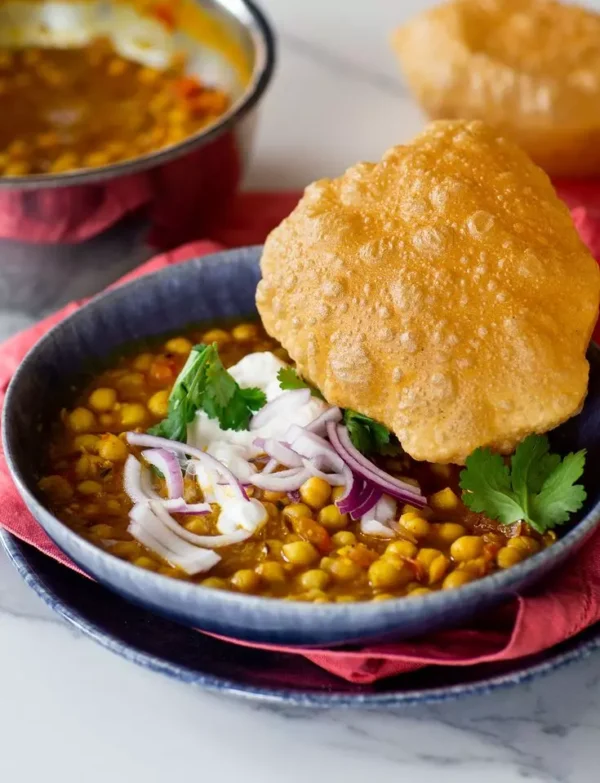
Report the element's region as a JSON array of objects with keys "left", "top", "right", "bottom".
[
  {"left": 3, "top": 527, "right": 600, "bottom": 708},
  {"left": 0, "top": 0, "right": 276, "bottom": 191},
  {"left": 4, "top": 245, "right": 600, "bottom": 634}
]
